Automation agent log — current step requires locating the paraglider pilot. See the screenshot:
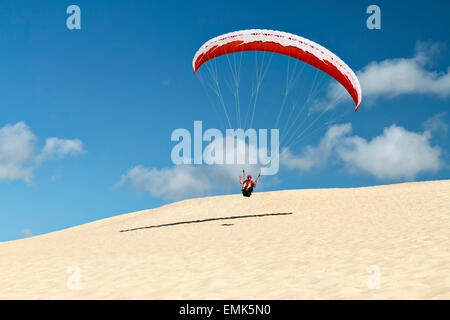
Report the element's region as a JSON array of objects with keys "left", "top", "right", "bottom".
[{"left": 240, "top": 170, "right": 260, "bottom": 197}]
